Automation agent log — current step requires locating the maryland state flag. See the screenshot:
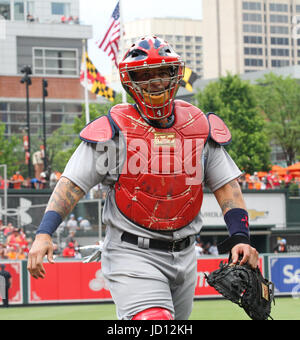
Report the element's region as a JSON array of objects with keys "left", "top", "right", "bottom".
[
  {"left": 80, "top": 52, "right": 116, "bottom": 102},
  {"left": 180, "top": 67, "right": 199, "bottom": 92}
]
